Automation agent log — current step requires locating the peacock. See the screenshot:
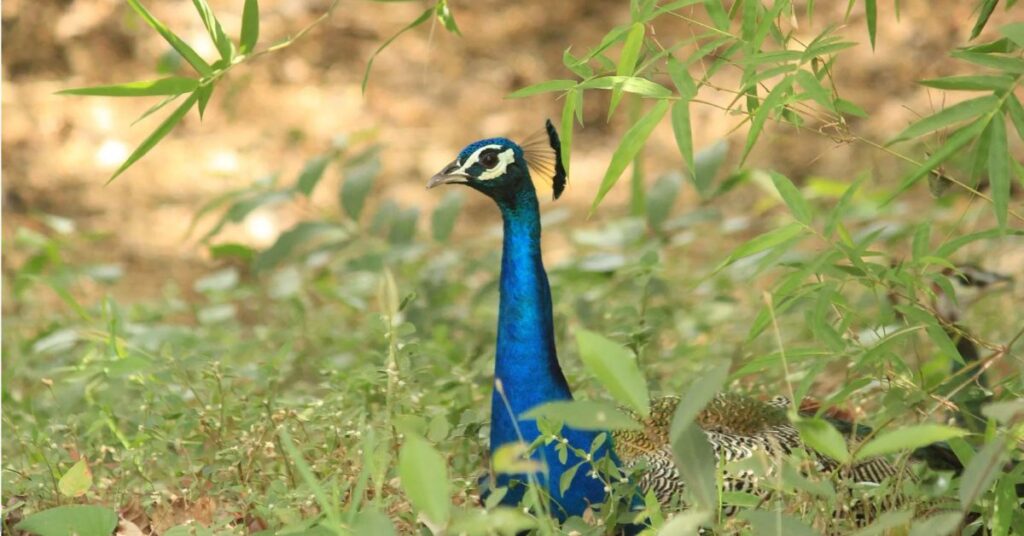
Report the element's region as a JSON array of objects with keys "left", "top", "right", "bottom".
[{"left": 426, "top": 121, "right": 971, "bottom": 524}]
